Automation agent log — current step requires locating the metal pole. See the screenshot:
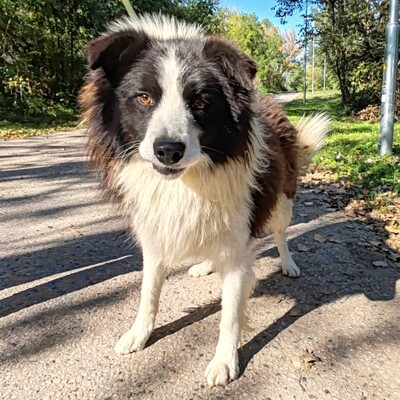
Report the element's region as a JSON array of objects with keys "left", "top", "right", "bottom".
[
  {"left": 303, "top": 0, "right": 308, "bottom": 104},
  {"left": 323, "top": 56, "right": 327, "bottom": 91},
  {"left": 379, "top": 0, "right": 399, "bottom": 155},
  {"left": 121, "top": 0, "right": 136, "bottom": 18},
  {"left": 311, "top": 35, "right": 315, "bottom": 95}
]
